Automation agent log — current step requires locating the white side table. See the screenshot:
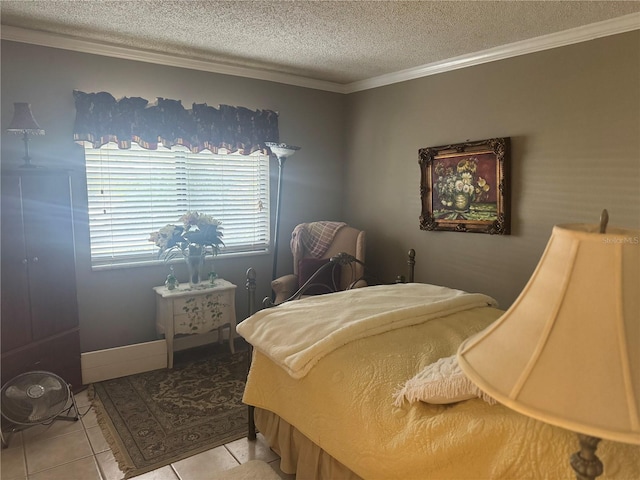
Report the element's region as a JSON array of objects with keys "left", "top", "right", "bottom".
[{"left": 153, "top": 279, "right": 237, "bottom": 368}]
